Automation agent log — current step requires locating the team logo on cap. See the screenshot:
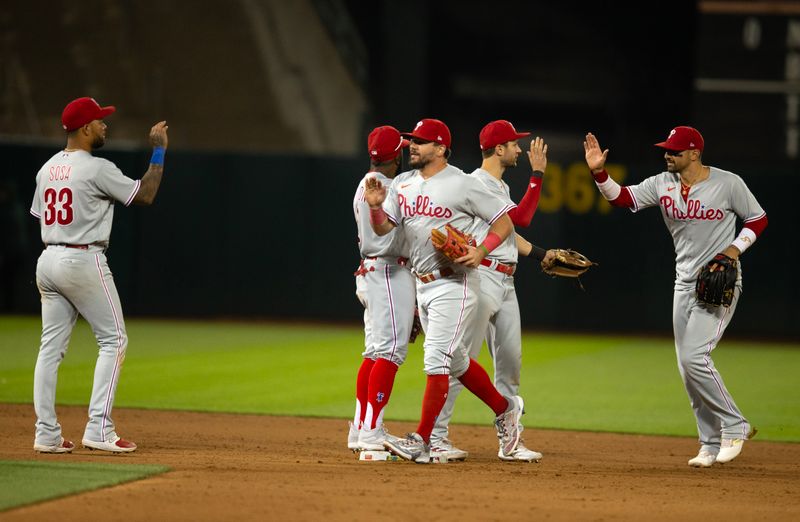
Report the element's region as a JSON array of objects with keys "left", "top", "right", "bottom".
[
  {"left": 669, "top": 129, "right": 677, "bottom": 137},
  {"left": 415, "top": 121, "right": 423, "bottom": 130}
]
